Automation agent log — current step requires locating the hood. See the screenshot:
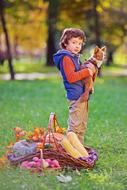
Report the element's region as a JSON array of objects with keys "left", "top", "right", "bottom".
[{"left": 53, "top": 49, "right": 79, "bottom": 70}]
